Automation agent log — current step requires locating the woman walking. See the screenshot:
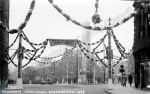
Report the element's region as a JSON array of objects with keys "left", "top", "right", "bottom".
[{"left": 122, "top": 74, "right": 127, "bottom": 87}]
